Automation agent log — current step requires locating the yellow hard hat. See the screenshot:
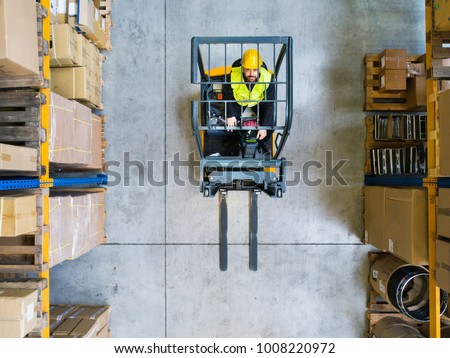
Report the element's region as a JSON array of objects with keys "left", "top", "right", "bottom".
[{"left": 242, "top": 49, "right": 263, "bottom": 69}]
